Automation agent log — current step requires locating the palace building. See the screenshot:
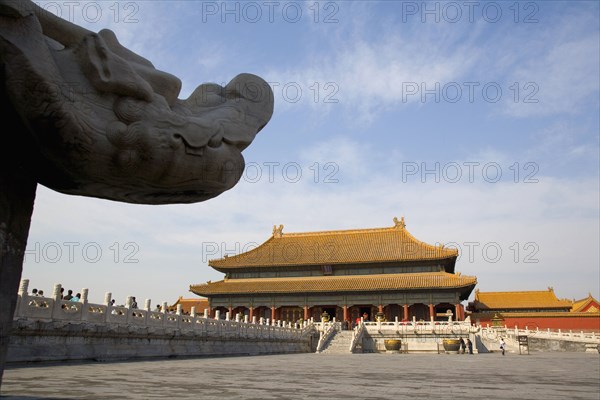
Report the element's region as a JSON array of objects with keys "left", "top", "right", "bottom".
[
  {"left": 190, "top": 218, "right": 477, "bottom": 325},
  {"left": 468, "top": 289, "right": 600, "bottom": 331}
]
